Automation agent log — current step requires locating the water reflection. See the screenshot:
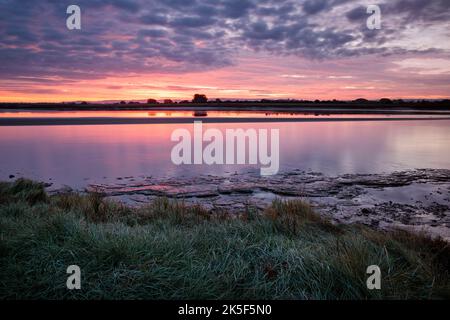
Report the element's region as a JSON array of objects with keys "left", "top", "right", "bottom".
[
  {"left": 193, "top": 111, "right": 208, "bottom": 117},
  {"left": 0, "top": 121, "right": 449, "bottom": 188}
]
